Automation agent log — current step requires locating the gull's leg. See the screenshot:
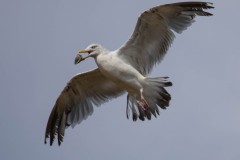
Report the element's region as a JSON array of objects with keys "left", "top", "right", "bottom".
[{"left": 137, "top": 88, "right": 148, "bottom": 110}]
